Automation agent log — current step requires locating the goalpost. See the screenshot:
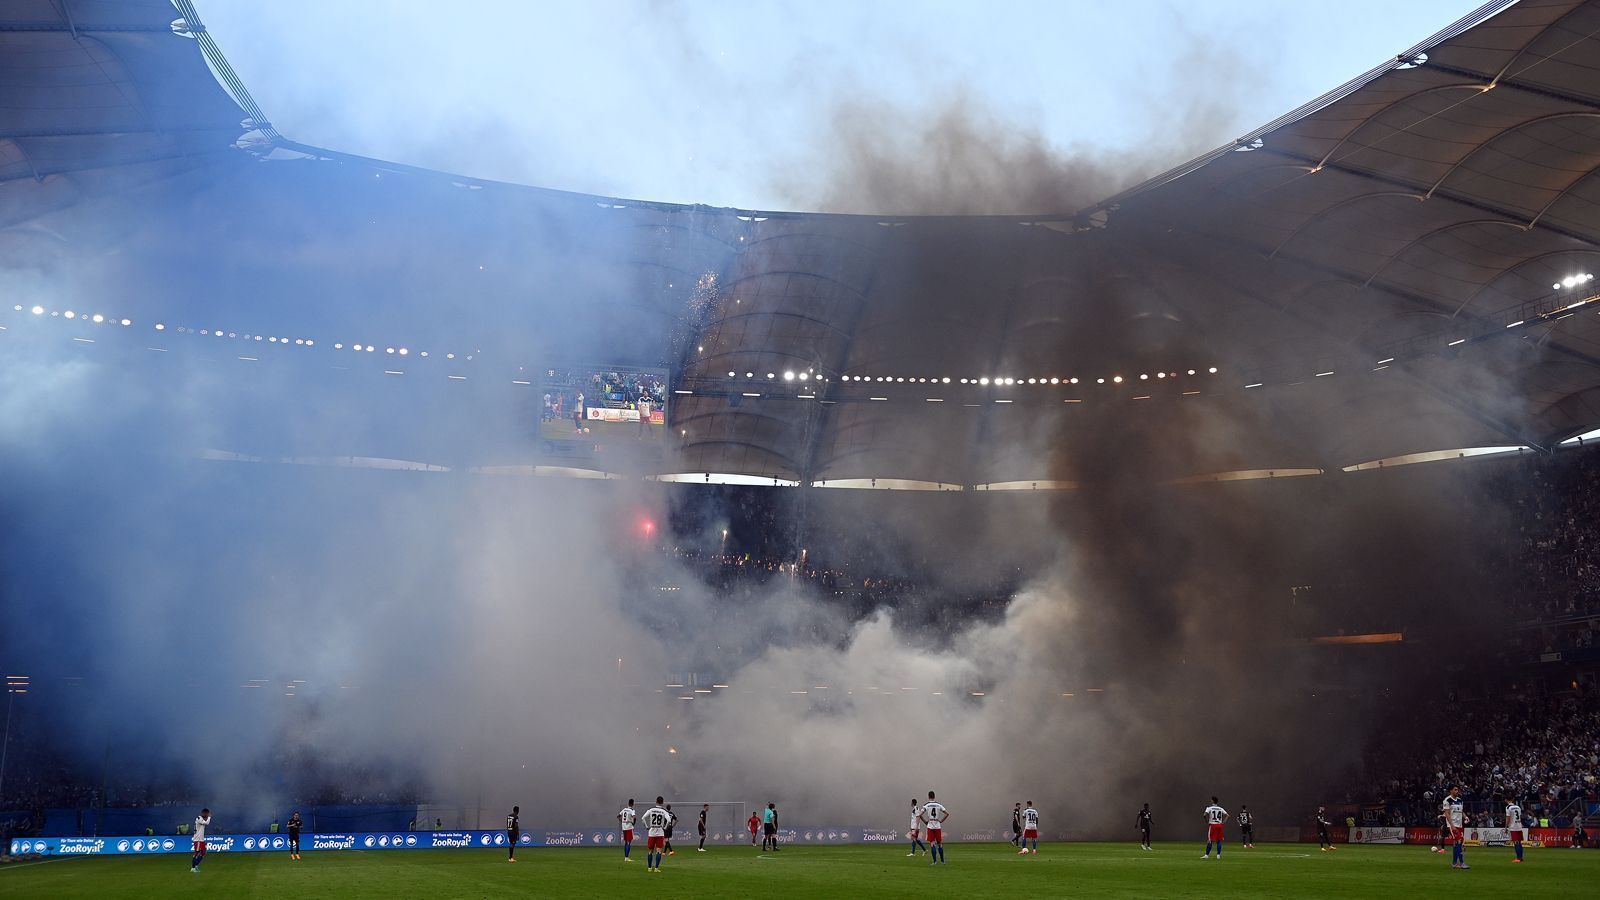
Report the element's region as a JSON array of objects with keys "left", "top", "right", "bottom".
[{"left": 674, "top": 801, "right": 747, "bottom": 846}]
